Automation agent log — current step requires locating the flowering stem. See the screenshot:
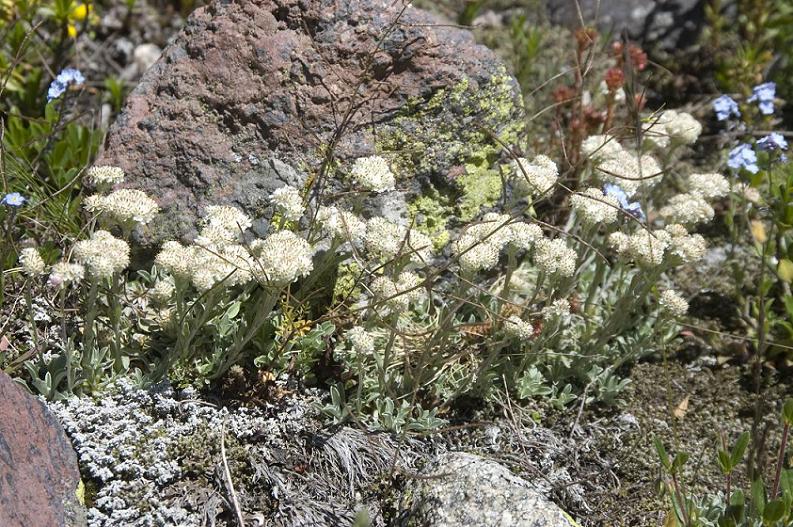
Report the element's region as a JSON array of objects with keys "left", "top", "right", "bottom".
[
  {"left": 110, "top": 273, "right": 124, "bottom": 373},
  {"left": 81, "top": 276, "right": 99, "bottom": 385},
  {"left": 772, "top": 422, "right": 790, "bottom": 499}
]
